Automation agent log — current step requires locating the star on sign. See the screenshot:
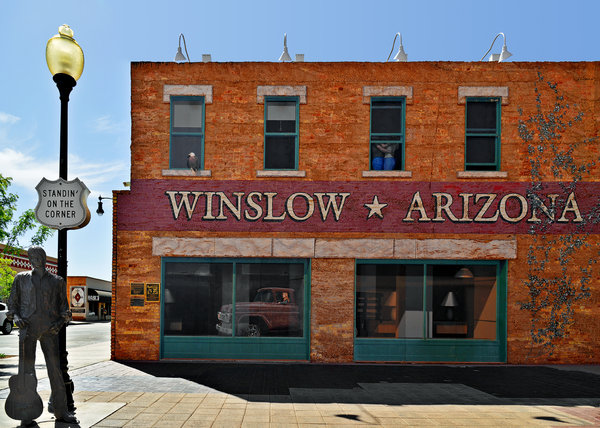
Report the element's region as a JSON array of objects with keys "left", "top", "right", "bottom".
[{"left": 364, "top": 195, "right": 388, "bottom": 219}]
